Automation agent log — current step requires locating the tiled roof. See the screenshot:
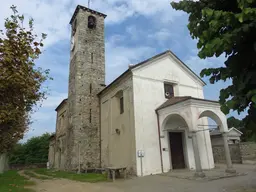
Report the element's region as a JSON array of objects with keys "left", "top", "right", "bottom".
[
  {"left": 55, "top": 99, "right": 68, "bottom": 111},
  {"left": 156, "top": 96, "right": 219, "bottom": 111},
  {"left": 70, "top": 5, "right": 107, "bottom": 24},
  {"left": 156, "top": 96, "right": 191, "bottom": 111}
]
